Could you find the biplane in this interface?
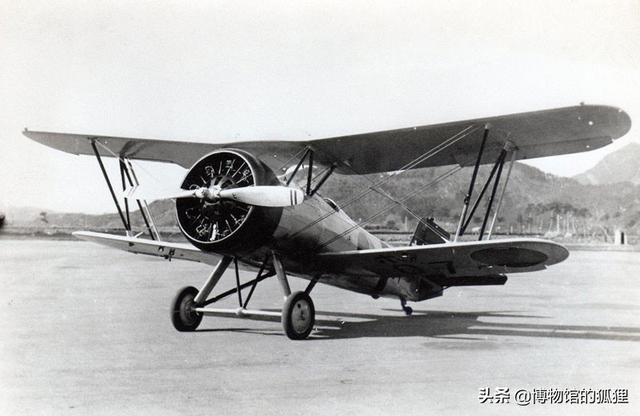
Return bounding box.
[24,104,631,339]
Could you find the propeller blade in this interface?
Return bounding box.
[218,186,304,207]
[124,183,304,207]
[124,185,197,201]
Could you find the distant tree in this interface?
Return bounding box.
[576,207,591,218]
[434,206,451,219]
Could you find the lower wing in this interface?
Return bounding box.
[315,238,569,282]
[73,231,221,266]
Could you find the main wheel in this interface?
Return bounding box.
[171,286,203,332]
[281,291,315,340]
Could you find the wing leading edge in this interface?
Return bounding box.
[24,104,630,174]
[73,231,221,266]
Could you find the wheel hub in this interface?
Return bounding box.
[291,300,312,334]
[179,296,199,325]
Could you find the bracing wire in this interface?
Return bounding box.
[94,141,168,187]
[287,124,480,239]
[316,165,462,249]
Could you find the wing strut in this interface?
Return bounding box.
[454,126,490,241]
[453,130,517,241]
[458,149,506,236]
[121,158,160,240]
[478,149,507,239]
[91,140,131,234]
[487,149,517,239]
[90,140,160,240]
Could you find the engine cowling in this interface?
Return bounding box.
[176,149,283,253]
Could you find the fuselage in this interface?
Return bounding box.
[239,190,433,301]
[174,148,435,301]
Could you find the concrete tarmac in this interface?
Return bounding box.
[1,240,638,415]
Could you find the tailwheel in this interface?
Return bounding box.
[171,286,203,331]
[400,297,413,316]
[282,291,315,340]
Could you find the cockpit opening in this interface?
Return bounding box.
[323,198,340,212]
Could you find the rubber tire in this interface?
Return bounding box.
[171,286,203,332]
[281,291,315,340]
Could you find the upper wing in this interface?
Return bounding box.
[23,130,220,168]
[24,104,630,174]
[309,104,631,173]
[314,238,569,281]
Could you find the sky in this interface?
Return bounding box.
[1,0,639,214]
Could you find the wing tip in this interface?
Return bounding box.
[22,129,82,156]
[581,104,632,140]
[613,107,632,140]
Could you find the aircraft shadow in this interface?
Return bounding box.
[195,309,640,342]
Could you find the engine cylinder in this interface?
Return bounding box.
[175,149,283,254]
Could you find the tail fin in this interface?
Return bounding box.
[410,217,450,245]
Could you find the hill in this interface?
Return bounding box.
[574,143,640,185]
[318,162,640,237]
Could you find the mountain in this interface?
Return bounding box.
[574,143,640,185]
[319,162,640,235]
[2,201,176,230]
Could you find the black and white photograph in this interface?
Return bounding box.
[1,1,638,415]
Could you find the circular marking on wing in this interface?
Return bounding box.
[470,247,548,268]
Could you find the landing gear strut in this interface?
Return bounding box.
[400,297,413,316]
[170,253,317,340]
[170,256,232,332]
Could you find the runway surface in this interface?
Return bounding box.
[1,240,638,415]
